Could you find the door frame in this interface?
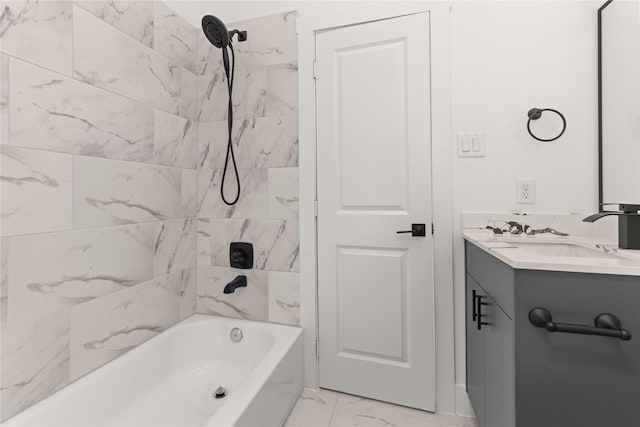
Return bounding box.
[297,1,458,414]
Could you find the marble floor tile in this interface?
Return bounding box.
[74,0,154,48]
[285,388,341,427]
[285,389,478,427]
[0,1,73,76]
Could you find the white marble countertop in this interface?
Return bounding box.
[463,228,640,276]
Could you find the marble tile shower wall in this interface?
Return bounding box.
[0,1,198,420]
[195,11,300,327]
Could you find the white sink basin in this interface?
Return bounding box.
[500,243,617,259]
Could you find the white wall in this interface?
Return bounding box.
[168,0,603,417]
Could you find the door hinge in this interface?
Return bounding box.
[315,338,320,359]
[313,60,317,79]
[314,200,318,217]
[432,223,434,235]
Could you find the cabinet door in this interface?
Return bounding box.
[484,296,515,427]
[515,270,640,427]
[466,274,485,427]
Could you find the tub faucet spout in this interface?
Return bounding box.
[224,275,247,294]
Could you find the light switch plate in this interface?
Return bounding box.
[457,132,485,157]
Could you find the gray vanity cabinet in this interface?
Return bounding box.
[465,241,640,427]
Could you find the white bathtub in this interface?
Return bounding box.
[4,315,304,427]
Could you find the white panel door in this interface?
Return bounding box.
[316,13,435,411]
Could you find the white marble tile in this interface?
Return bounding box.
[197,168,268,218]
[232,66,266,121]
[330,393,478,427]
[1,54,8,145]
[231,11,298,69]
[73,5,181,114]
[180,67,198,121]
[73,156,182,228]
[269,167,299,219]
[0,310,70,421]
[154,218,196,277]
[197,31,223,76]
[1,238,8,329]
[10,58,154,163]
[197,72,228,122]
[197,218,211,265]
[179,267,196,320]
[285,388,340,427]
[0,1,73,76]
[181,168,198,218]
[1,146,72,236]
[196,266,268,321]
[69,273,180,381]
[7,224,155,326]
[268,271,299,326]
[154,1,197,73]
[207,218,299,272]
[205,115,299,170]
[197,120,225,170]
[199,66,267,122]
[154,110,197,168]
[266,63,298,117]
[74,0,154,48]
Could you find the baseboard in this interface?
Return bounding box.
[455,383,475,418]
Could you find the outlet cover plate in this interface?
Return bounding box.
[516,179,535,204]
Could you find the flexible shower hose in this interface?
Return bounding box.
[220,43,241,205]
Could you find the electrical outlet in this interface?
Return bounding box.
[516,179,535,204]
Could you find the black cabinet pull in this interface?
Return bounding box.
[528,307,632,341]
[476,295,490,331]
[472,289,478,322]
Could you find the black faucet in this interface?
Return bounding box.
[583,204,640,249]
[223,275,247,294]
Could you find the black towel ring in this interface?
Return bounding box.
[527,108,566,142]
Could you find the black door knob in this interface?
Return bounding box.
[396,223,426,237]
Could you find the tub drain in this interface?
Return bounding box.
[230,327,243,343]
[214,386,227,399]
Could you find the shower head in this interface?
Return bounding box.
[201,15,248,49]
[202,15,229,48]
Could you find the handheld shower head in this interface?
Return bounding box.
[202,15,229,48]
